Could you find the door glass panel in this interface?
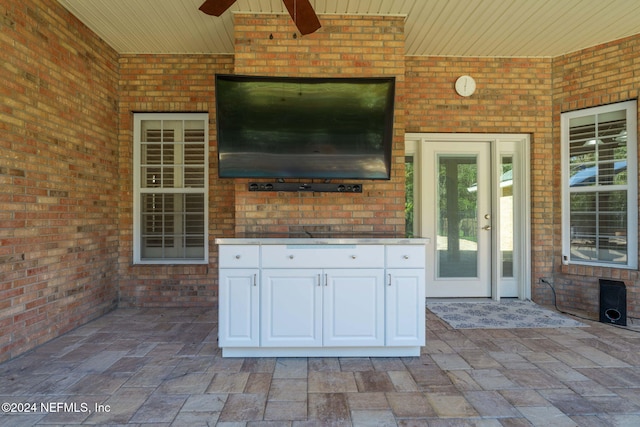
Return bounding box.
[405,156,415,238]
[437,155,478,278]
[500,156,514,278]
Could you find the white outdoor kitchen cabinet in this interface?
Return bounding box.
[217,238,427,357]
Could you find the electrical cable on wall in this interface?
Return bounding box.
[539,277,639,334]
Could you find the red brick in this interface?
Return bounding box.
[232,14,406,237]
[3,0,640,364]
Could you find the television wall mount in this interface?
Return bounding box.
[248,182,363,193]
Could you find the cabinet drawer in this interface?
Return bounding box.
[385,245,425,268]
[261,245,384,268]
[218,245,260,268]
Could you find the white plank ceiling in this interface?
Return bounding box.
[57,0,640,57]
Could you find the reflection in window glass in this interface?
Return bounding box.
[500,156,514,278]
[563,101,636,267]
[405,157,414,238]
[437,155,478,278]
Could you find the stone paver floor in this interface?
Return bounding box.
[1,307,639,426]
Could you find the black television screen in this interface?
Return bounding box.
[215,74,395,180]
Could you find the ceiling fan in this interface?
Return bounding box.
[199,0,322,35]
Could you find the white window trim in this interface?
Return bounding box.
[133,113,209,264]
[561,100,638,269]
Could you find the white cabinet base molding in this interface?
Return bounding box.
[221,346,421,358]
[216,238,428,358]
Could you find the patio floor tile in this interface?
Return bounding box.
[0,306,638,425]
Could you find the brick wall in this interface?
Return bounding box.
[404,56,555,304]
[232,14,407,237]
[3,1,640,364]
[0,0,119,361]
[551,34,640,319]
[117,54,235,307]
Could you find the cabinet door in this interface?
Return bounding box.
[261,269,322,347]
[324,269,385,347]
[219,269,259,347]
[386,269,426,347]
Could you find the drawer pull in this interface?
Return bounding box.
[289,255,295,259]
[235,255,241,259]
[403,255,410,259]
[351,255,357,259]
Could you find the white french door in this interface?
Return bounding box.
[423,142,492,297]
[406,134,531,300]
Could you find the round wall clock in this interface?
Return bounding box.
[455,75,476,97]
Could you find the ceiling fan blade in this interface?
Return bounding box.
[282,0,321,35]
[199,0,238,17]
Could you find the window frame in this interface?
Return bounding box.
[561,100,638,269]
[133,112,209,264]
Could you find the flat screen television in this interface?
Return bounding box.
[215,74,395,180]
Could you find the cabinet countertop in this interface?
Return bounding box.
[215,238,430,245]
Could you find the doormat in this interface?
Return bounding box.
[427,300,587,329]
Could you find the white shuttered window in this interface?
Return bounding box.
[133,113,208,263]
[561,100,637,269]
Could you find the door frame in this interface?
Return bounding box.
[405,133,531,300]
